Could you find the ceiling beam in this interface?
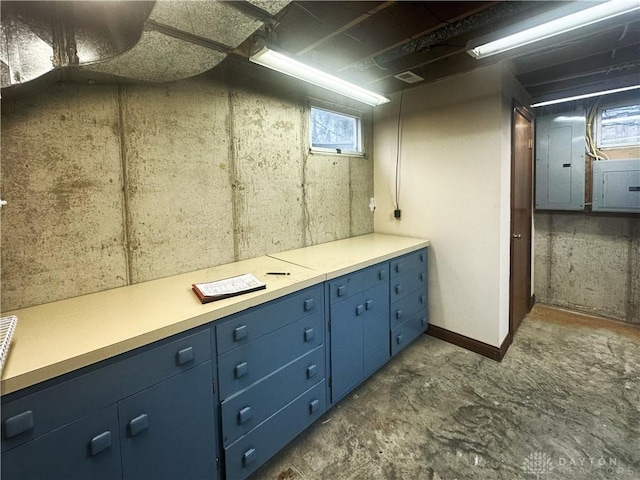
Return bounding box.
[294,1,395,55]
[273,2,389,56]
[512,21,640,75]
[517,44,640,88]
[528,70,640,103]
[336,1,539,76]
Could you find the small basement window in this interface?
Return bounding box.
[310,105,363,155]
[596,101,640,148]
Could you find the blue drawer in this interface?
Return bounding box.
[391,309,428,356]
[216,284,323,355]
[2,329,211,452]
[221,345,324,447]
[390,248,427,278]
[218,311,323,400]
[224,380,326,480]
[390,288,427,328]
[390,268,427,303]
[2,405,121,480]
[329,262,389,304]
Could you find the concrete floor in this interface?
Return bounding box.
[252,305,640,480]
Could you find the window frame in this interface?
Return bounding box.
[308,101,365,157]
[595,99,640,149]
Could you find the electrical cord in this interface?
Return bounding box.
[395,87,406,212]
[586,100,609,161]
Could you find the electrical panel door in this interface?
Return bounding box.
[535,112,586,210]
[592,158,640,213]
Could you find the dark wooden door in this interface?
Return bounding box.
[510,106,533,335]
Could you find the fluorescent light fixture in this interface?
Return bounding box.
[468,0,640,59]
[531,84,640,108]
[249,46,390,107]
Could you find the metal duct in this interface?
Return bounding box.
[1,0,291,92]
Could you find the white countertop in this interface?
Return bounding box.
[1,234,428,395]
[270,233,429,279]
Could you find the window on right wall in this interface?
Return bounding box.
[596,100,640,148]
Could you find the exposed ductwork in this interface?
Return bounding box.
[0,0,291,93]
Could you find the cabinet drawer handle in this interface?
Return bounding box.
[4,410,34,439]
[420,273,425,282]
[309,399,320,414]
[337,285,346,297]
[395,263,402,273]
[355,304,364,316]
[365,299,373,310]
[128,414,149,437]
[243,448,257,466]
[396,309,403,320]
[235,362,249,379]
[420,295,426,305]
[378,270,386,280]
[233,325,248,342]
[238,406,252,425]
[304,328,315,342]
[395,284,402,294]
[304,298,315,312]
[420,252,426,263]
[90,431,112,456]
[396,334,404,345]
[176,346,194,366]
[307,364,317,379]
[421,316,427,327]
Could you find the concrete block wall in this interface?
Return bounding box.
[534,212,640,324]
[1,59,374,311]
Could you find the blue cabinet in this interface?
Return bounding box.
[390,248,429,355]
[118,361,217,480]
[2,405,121,480]
[1,243,429,480]
[224,381,326,480]
[215,284,326,480]
[1,329,219,480]
[328,262,390,403]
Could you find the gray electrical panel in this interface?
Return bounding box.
[592,158,640,213]
[535,111,586,210]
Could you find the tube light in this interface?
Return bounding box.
[249,46,390,107]
[531,84,640,108]
[468,0,640,59]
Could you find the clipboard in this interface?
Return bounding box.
[192,273,266,304]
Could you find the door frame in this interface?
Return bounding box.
[509,101,534,338]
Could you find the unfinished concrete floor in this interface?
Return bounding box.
[252,305,640,480]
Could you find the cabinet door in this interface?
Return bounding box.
[363,282,390,377]
[330,294,364,402]
[118,361,217,480]
[2,405,121,480]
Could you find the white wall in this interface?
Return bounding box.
[373,63,526,348]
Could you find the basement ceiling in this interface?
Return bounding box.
[241,0,640,104]
[1,1,639,104]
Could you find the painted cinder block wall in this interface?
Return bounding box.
[0,58,374,311]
